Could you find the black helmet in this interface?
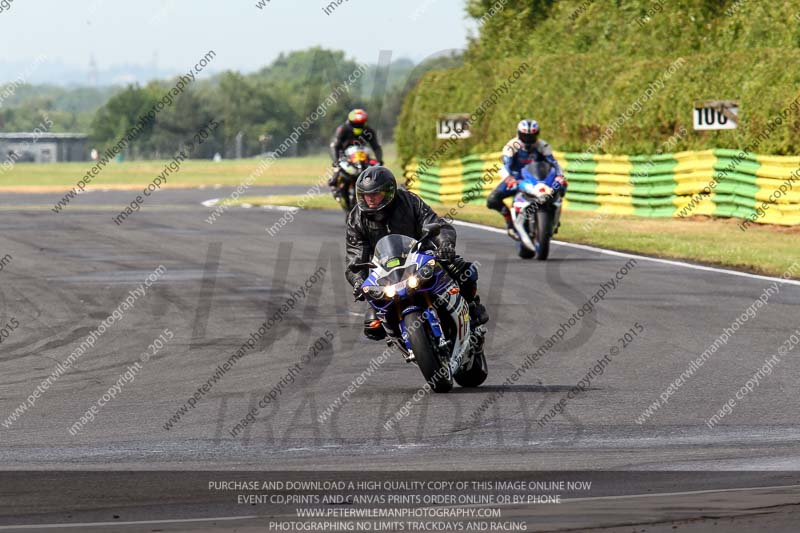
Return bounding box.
[517,119,540,147]
[355,166,397,214]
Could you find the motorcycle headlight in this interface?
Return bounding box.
[383,284,397,298]
[407,275,419,289]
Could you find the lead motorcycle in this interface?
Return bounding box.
[359,224,488,393]
[333,145,378,213]
[510,162,564,260]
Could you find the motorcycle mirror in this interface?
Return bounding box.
[353,261,376,270]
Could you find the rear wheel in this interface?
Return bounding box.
[404,311,452,393]
[454,337,488,388]
[535,208,553,260]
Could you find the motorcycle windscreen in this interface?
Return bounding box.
[521,161,556,186]
[372,234,417,272]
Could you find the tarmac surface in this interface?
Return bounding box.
[0,186,798,530]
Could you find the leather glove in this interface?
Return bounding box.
[352,278,366,301]
[555,175,568,188]
[438,242,456,262]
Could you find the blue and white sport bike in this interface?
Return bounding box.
[359,224,487,393]
[511,162,564,260]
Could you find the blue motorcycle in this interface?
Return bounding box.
[359,224,487,393]
[510,162,563,260]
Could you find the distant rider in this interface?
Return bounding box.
[328,108,383,190]
[345,166,489,341]
[486,119,567,239]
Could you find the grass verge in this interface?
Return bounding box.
[225,194,800,278]
[0,156,334,192]
[0,145,402,192]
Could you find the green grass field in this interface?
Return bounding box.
[226,194,799,278]
[0,156,334,190]
[0,145,402,191]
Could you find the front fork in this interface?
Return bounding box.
[512,204,537,252]
[396,293,448,363]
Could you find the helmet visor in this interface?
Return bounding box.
[356,182,395,213]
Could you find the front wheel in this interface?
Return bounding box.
[404,311,452,393]
[535,208,553,261]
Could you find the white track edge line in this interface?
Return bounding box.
[451,219,800,286]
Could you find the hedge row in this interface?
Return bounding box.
[396,49,800,165]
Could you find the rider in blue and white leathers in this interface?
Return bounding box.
[486,119,567,239]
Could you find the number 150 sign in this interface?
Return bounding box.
[437,115,471,139]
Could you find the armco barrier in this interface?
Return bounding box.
[404,149,800,226]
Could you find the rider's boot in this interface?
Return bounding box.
[553,192,563,234]
[444,258,490,328]
[363,307,386,341]
[468,294,490,327]
[471,324,486,361]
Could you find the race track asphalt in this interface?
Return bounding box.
[0,186,798,530]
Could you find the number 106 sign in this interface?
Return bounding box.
[693,101,738,130]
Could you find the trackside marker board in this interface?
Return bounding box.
[694,100,739,130]
[437,114,471,139]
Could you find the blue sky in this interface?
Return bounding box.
[0,0,477,84]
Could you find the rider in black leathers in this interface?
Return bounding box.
[328,108,383,191]
[345,166,489,340]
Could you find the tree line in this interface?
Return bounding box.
[0,47,462,160]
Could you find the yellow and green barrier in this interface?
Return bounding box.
[404,149,800,226]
